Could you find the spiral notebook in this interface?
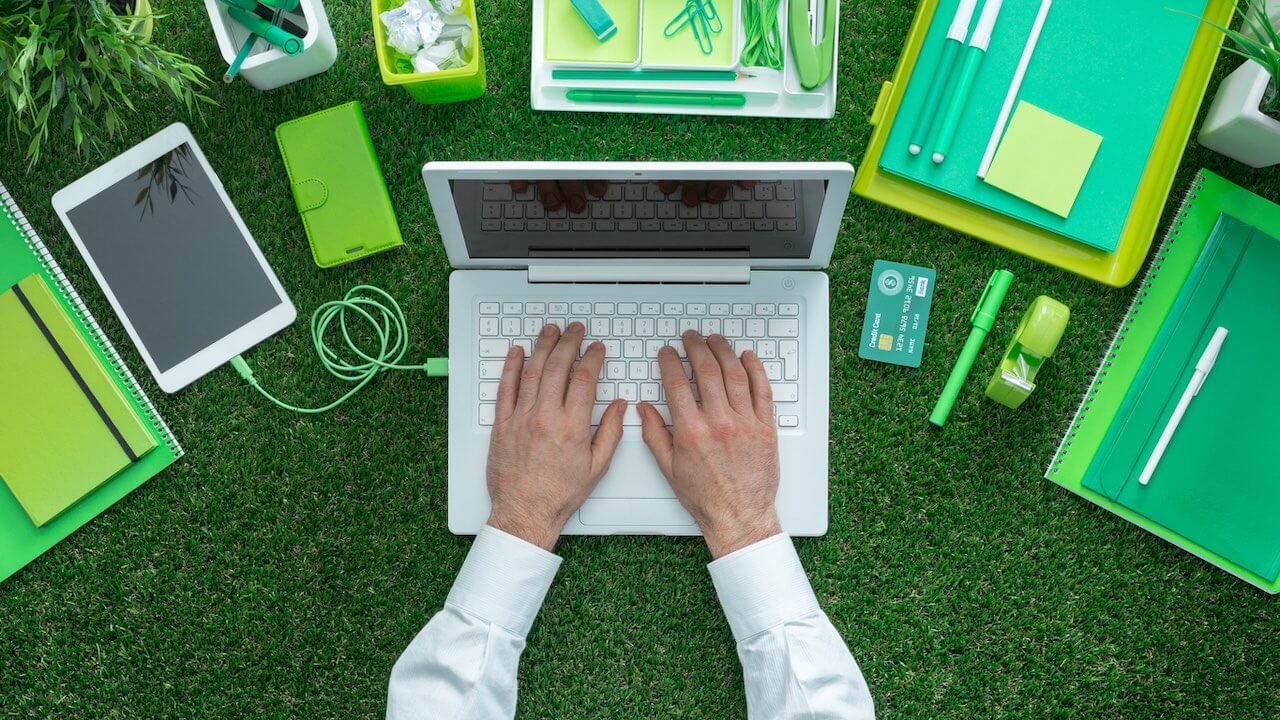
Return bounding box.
[0,179,183,583]
[1047,171,1280,593]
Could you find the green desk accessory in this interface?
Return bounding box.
[545,0,641,65]
[642,0,737,68]
[0,275,157,527]
[551,68,750,81]
[565,88,746,106]
[740,0,783,69]
[928,0,1003,163]
[665,0,723,55]
[0,179,182,583]
[788,0,837,89]
[220,0,305,82]
[1049,171,1280,592]
[872,0,1224,257]
[275,102,404,268]
[570,0,620,41]
[908,0,977,154]
[984,295,1069,409]
[929,268,1013,427]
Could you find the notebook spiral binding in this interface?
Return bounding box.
[0,182,184,460]
[1046,171,1207,477]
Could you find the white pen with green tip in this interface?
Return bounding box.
[908,0,980,156]
[930,0,1004,165]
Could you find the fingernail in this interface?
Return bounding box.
[541,324,558,337]
[508,345,521,358]
[568,321,585,333]
[709,333,725,343]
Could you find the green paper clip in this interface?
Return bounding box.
[985,296,1071,409]
[665,0,722,55]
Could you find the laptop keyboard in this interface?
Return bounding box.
[479,180,800,234]
[474,300,802,429]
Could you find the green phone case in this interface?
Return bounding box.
[275,102,404,268]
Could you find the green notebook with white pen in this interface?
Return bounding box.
[0,179,182,583]
[1048,171,1280,592]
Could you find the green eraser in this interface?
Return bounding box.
[569,0,618,41]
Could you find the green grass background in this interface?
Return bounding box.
[3,1,1279,717]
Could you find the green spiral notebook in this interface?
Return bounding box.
[1047,171,1280,592]
[0,179,183,583]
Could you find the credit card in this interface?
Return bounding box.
[858,260,936,368]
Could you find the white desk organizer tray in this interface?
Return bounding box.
[531,0,838,119]
[204,0,338,91]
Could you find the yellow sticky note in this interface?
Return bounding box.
[983,102,1103,219]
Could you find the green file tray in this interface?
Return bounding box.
[852,0,1234,287]
[372,0,486,105]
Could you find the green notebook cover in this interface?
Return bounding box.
[0,179,182,582]
[1048,171,1280,592]
[0,274,156,526]
[879,0,1207,252]
[275,102,404,269]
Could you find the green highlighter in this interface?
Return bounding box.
[565,88,746,106]
[929,268,1014,427]
[929,0,1005,164]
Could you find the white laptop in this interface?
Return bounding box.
[425,161,855,536]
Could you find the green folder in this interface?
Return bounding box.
[879,0,1208,252]
[0,274,156,526]
[0,179,182,583]
[1048,171,1280,592]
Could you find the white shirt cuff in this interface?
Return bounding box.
[446,525,562,638]
[707,533,820,642]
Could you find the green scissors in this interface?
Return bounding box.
[665,0,723,55]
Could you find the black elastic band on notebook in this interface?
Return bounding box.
[11,283,138,463]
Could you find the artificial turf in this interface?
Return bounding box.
[2,1,1279,718]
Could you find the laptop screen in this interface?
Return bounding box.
[449,178,828,259]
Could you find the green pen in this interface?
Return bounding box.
[929,0,1004,164]
[565,89,747,107]
[552,69,752,82]
[908,0,979,155]
[929,268,1014,427]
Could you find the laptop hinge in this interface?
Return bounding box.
[527,263,751,284]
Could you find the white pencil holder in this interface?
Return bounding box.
[204,0,338,91]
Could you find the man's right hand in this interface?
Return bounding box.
[637,330,783,559]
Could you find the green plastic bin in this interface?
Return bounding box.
[372,0,486,104]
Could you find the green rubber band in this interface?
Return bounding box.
[741,0,783,70]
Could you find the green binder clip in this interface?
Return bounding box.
[985,295,1070,409]
[788,0,837,89]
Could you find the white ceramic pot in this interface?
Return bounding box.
[1198,60,1280,168]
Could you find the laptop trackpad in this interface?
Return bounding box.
[579,499,695,527]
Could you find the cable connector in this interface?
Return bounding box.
[230,354,256,384]
[425,357,449,377]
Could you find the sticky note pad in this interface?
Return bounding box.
[983,102,1103,219]
[545,0,639,64]
[858,261,936,368]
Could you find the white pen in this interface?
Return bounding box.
[1138,326,1229,486]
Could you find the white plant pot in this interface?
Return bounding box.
[1198,60,1280,168]
[203,0,337,91]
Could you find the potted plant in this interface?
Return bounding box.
[0,0,213,170]
[1197,0,1280,168]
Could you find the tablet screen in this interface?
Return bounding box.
[63,143,284,373]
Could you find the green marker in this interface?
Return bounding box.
[227,5,304,55]
[552,69,752,82]
[929,0,1004,164]
[565,89,746,107]
[908,0,979,155]
[929,268,1014,427]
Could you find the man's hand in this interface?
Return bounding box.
[637,331,783,559]
[657,180,758,207]
[487,322,626,551]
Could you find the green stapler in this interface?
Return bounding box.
[985,296,1070,409]
[788,0,836,90]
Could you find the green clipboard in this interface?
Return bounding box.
[1048,171,1280,593]
[854,0,1235,286]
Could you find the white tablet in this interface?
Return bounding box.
[52,123,296,393]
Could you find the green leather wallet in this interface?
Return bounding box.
[275,101,404,268]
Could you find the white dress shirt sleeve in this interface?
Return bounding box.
[386,525,561,720]
[709,534,876,720]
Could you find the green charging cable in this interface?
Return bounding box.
[231,285,447,414]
